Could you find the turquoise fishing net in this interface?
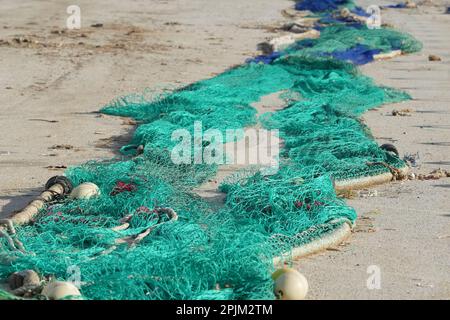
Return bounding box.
[286,25,422,56]
[0,1,421,300]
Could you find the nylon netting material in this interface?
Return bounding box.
[0,1,421,300]
[295,0,350,12]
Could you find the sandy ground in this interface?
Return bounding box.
[1,0,449,299]
[0,0,291,213]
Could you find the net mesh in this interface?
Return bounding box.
[0,0,421,300]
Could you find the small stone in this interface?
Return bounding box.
[428,54,441,61]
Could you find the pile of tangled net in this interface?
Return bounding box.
[0,0,421,300]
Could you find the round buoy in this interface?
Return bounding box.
[380,143,399,157]
[272,268,308,300]
[45,175,73,195]
[340,8,351,18]
[8,270,40,290]
[41,281,82,300]
[69,182,100,200]
[405,1,417,9]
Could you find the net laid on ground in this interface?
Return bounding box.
[286,25,422,64]
[0,0,421,300]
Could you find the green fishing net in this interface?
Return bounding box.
[286,24,422,56]
[0,1,421,300]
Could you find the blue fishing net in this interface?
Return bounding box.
[328,44,381,65]
[246,52,282,64]
[351,6,371,17]
[384,3,408,9]
[317,14,366,28]
[295,0,350,12]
